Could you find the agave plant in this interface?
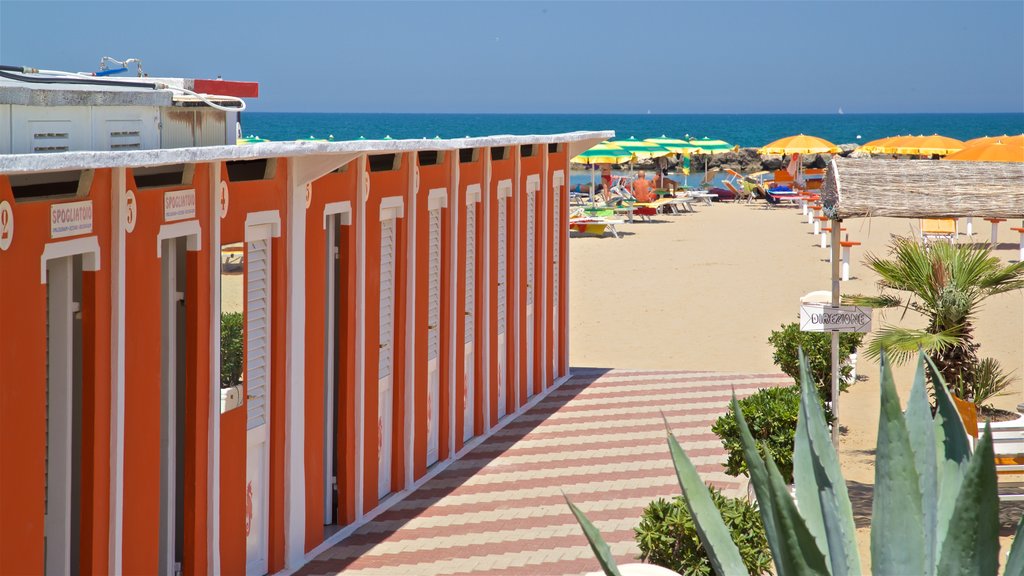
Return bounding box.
[567,350,1024,575]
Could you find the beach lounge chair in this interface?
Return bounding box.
[721,181,748,202]
[920,218,957,245]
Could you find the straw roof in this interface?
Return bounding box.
[821,158,1024,219]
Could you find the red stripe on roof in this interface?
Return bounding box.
[192,79,259,98]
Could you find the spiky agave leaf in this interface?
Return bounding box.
[762,451,831,574]
[925,354,973,555]
[732,394,786,573]
[871,350,926,575]
[664,417,749,575]
[792,349,861,576]
[935,423,1000,576]
[565,494,621,576]
[905,355,938,575]
[1005,515,1024,576]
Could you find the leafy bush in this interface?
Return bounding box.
[768,322,864,403]
[712,386,831,485]
[950,357,1015,409]
[220,311,244,388]
[635,486,771,575]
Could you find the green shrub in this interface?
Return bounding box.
[712,386,831,485]
[220,311,244,388]
[635,486,771,576]
[768,322,864,403]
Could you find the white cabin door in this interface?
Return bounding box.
[463,204,476,442]
[323,215,341,525]
[426,208,442,466]
[45,255,83,576]
[551,185,560,379]
[245,235,271,576]
[525,188,536,398]
[160,238,187,576]
[496,196,507,419]
[377,217,397,499]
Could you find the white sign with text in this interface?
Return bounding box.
[164,189,197,222]
[800,303,872,333]
[51,200,93,239]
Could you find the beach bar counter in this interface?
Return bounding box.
[0,84,610,574]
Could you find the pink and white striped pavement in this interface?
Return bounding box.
[296,368,791,576]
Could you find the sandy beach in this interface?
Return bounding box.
[568,199,1024,569]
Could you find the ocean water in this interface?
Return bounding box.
[241,112,1024,148]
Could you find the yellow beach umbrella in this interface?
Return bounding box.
[858,135,901,155]
[759,134,840,155]
[964,134,1024,148]
[571,142,633,204]
[943,140,1024,163]
[906,134,965,156]
[879,134,926,155]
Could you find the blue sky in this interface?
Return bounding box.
[1,1,1022,114]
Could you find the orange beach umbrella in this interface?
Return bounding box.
[759,134,840,155]
[905,134,965,156]
[943,140,1024,163]
[964,134,1024,147]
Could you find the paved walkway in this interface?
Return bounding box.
[297,368,790,576]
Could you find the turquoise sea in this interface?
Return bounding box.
[241,112,1023,148]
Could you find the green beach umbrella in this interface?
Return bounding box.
[237,135,269,145]
[571,142,633,204]
[608,136,671,160]
[688,136,735,177]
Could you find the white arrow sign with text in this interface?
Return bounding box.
[800,303,873,333]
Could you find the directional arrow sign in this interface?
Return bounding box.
[800,303,872,333]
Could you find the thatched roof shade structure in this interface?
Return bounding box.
[821,158,1024,219]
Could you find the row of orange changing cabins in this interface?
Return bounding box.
[0,131,610,575]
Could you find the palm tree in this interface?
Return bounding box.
[846,236,1024,396]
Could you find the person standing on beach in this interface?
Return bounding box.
[601,165,613,191]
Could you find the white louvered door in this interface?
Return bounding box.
[525,188,536,398]
[426,208,441,466]
[378,218,396,498]
[552,185,560,379]
[463,204,476,442]
[245,235,271,576]
[496,197,507,419]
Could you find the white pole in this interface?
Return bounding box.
[831,219,842,446]
[589,164,595,206]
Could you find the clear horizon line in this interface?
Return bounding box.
[244,110,1024,116]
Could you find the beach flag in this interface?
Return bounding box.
[682,156,691,175]
[787,153,801,178]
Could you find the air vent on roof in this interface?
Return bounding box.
[108,130,142,150]
[32,131,71,153]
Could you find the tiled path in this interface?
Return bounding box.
[296,368,790,576]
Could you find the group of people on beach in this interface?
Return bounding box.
[598,166,667,203]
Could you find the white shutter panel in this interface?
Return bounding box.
[427,208,441,361]
[496,198,507,334]
[526,189,535,307]
[378,218,396,377]
[246,239,270,431]
[464,206,476,343]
